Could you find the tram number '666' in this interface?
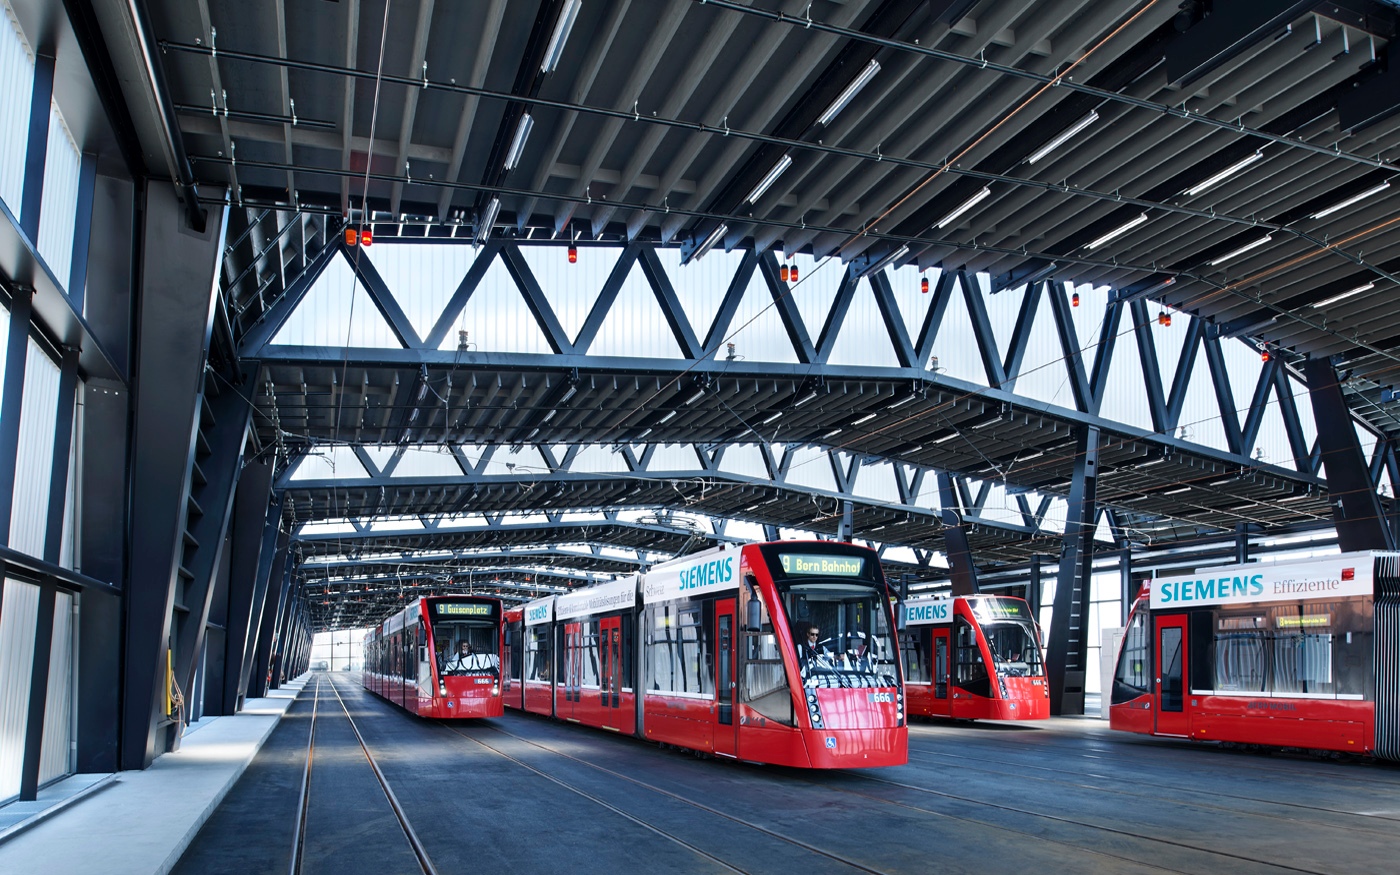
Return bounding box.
[868,692,893,703]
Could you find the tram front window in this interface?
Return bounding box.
[983,621,1044,677]
[780,583,899,689]
[435,621,500,676]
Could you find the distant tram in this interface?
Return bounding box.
[503,541,907,768]
[363,595,504,719]
[898,595,1049,721]
[1109,552,1400,759]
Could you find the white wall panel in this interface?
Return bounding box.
[725,269,800,364]
[37,102,80,286]
[525,245,621,344]
[449,257,554,354]
[1013,283,1076,408]
[38,589,73,784]
[10,338,61,556]
[827,276,901,368]
[0,577,40,801]
[0,4,33,215]
[786,259,839,348]
[589,261,683,358]
[657,247,746,346]
[273,255,400,348]
[1100,327,1154,430]
[927,276,988,387]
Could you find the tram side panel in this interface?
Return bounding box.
[521,596,556,717]
[1109,553,1387,757]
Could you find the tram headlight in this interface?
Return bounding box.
[806,690,824,729]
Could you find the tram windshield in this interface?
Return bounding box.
[778,581,899,689]
[982,621,1044,678]
[433,618,500,677]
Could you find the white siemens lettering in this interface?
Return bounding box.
[904,598,952,625]
[1150,552,1376,610]
[524,598,554,625]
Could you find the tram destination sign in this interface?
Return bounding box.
[778,554,866,577]
[435,602,495,618]
[1150,552,1377,610]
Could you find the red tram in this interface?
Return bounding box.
[899,595,1049,721]
[503,540,907,768]
[1109,551,1400,759]
[363,595,504,718]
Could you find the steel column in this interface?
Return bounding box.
[250,550,291,697]
[43,347,80,563]
[1047,425,1100,716]
[239,524,288,703]
[220,465,275,713]
[121,183,227,769]
[0,285,35,542]
[1305,357,1393,551]
[936,472,979,595]
[18,583,56,801]
[20,54,55,237]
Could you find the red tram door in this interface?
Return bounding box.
[715,601,737,758]
[933,629,950,709]
[600,616,623,731]
[1155,614,1189,737]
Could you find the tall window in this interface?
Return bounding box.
[0,4,34,214]
[38,101,81,287]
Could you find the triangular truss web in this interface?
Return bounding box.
[524,245,622,343]
[1064,281,1111,376]
[1039,498,1068,534]
[1094,510,1116,543]
[655,247,744,349]
[1252,383,1296,468]
[569,444,629,474]
[976,481,1021,527]
[290,446,372,481]
[1219,338,1265,423]
[647,443,706,470]
[1101,321,1154,431]
[1179,347,1231,451]
[828,276,902,368]
[480,445,551,476]
[887,264,941,351]
[723,259,801,364]
[366,244,478,341]
[981,280,1027,370]
[851,460,899,503]
[391,447,468,477]
[928,274,988,386]
[1289,375,1319,455]
[782,445,838,492]
[449,253,555,354]
[907,473,941,512]
[273,252,401,348]
[1151,306,1191,393]
[716,444,768,479]
[786,254,841,348]
[1012,281,1075,406]
[589,258,685,358]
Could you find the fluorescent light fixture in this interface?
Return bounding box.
[823,428,843,439]
[541,0,582,73]
[794,390,819,407]
[1163,486,1191,495]
[693,223,728,260]
[746,154,792,203]
[479,197,501,236]
[683,390,705,405]
[1026,111,1099,165]
[1140,457,1167,467]
[1087,213,1148,249]
[504,113,534,170]
[1185,151,1262,196]
[542,409,556,422]
[658,410,677,424]
[886,394,917,409]
[817,59,881,127]
[935,187,991,229]
[933,431,960,444]
[852,412,878,425]
[1312,282,1373,308]
[761,412,782,424]
[636,428,652,440]
[558,386,577,404]
[1308,182,1390,219]
[1208,234,1272,266]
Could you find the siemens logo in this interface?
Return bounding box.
[907,603,949,622]
[678,557,733,590]
[1158,574,1263,604]
[526,605,550,622]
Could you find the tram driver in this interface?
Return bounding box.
[444,641,500,675]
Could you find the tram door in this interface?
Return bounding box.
[562,622,581,719]
[600,616,623,730]
[933,628,950,714]
[1155,614,1189,736]
[715,600,737,758]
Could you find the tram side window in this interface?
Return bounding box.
[578,621,600,688]
[1111,608,1151,704]
[740,592,793,726]
[646,602,714,696]
[527,626,552,682]
[954,618,991,698]
[899,628,931,684]
[1211,600,1372,699]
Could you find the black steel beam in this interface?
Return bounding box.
[1047,426,1100,716]
[43,348,80,563]
[220,466,274,714]
[0,286,33,542]
[1166,1,1316,86]
[1306,357,1394,550]
[937,472,979,595]
[18,584,56,801]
